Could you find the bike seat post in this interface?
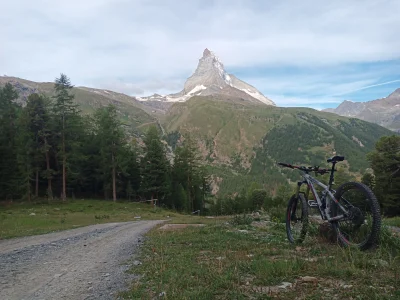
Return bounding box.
[328,162,336,188]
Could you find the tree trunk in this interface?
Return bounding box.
[27,180,31,203]
[112,153,116,202]
[44,139,53,201]
[61,125,66,201]
[35,169,39,198]
[61,111,67,202]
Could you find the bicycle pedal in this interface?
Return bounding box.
[308,200,318,207]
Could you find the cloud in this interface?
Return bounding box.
[329,79,400,96]
[1,0,399,100]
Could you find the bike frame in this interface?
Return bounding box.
[295,171,349,222]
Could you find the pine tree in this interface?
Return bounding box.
[141,126,170,205]
[16,109,35,201]
[171,136,208,212]
[52,74,81,201]
[0,83,20,200]
[94,105,126,201]
[367,135,400,216]
[24,94,54,199]
[119,142,141,201]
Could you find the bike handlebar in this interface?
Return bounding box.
[277,162,329,175]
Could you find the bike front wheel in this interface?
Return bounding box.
[286,193,309,244]
[330,182,381,251]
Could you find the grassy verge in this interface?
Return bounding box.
[121,215,400,299]
[0,199,188,239]
[384,217,400,228]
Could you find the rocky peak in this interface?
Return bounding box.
[203,48,212,57]
[137,49,275,106]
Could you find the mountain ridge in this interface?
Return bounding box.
[323,88,400,132]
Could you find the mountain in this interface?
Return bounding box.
[1,51,397,196]
[0,76,157,135]
[163,96,394,189]
[136,49,275,106]
[323,89,400,132]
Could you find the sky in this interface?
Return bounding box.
[1,0,400,109]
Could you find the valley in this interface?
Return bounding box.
[1,49,398,197]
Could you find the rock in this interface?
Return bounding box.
[278,282,292,289]
[342,285,353,289]
[300,276,318,283]
[102,273,110,277]
[29,213,36,216]
[133,260,142,266]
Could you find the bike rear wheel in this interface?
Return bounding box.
[331,182,381,250]
[286,194,309,244]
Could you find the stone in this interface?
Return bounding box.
[133,260,142,266]
[278,282,292,289]
[300,276,318,283]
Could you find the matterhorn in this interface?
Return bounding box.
[136,49,275,106]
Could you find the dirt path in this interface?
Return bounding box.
[0,221,164,300]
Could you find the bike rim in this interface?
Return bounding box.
[288,198,305,242]
[333,187,376,247]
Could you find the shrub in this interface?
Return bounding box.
[230,214,253,226]
[250,189,268,210]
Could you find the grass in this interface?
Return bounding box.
[384,217,400,228]
[120,214,400,300]
[0,199,195,239]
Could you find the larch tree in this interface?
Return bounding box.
[52,73,80,201]
[367,135,400,216]
[141,126,170,205]
[94,105,126,201]
[0,83,20,200]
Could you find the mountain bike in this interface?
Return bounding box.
[278,155,381,250]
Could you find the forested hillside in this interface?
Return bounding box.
[0,76,207,214]
[163,97,395,195]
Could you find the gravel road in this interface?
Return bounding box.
[0,221,164,300]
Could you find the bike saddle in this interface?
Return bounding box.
[327,155,345,163]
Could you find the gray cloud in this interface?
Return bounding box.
[1,0,399,99]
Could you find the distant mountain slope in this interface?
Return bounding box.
[163,96,396,194]
[136,49,275,106]
[323,88,400,132]
[0,76,157,135]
